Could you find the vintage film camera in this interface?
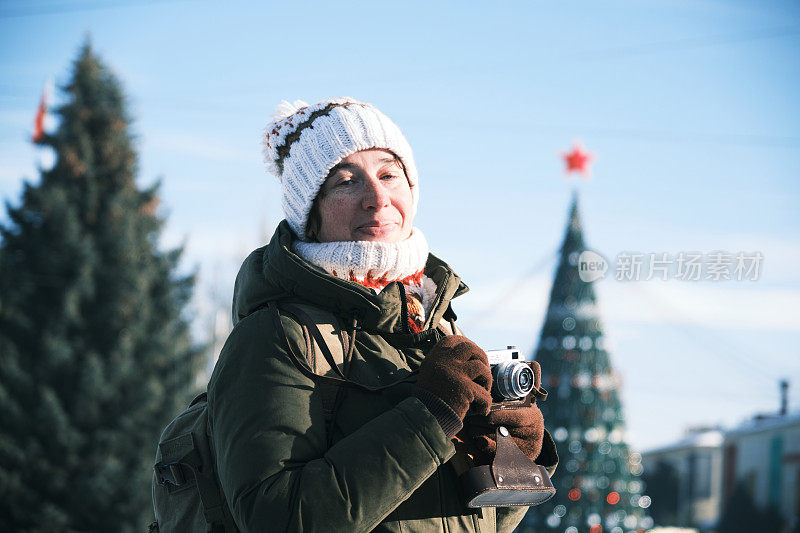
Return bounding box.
[488,346,536,405]
[457,347,556,508]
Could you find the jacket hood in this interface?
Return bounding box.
[231,221,469,334]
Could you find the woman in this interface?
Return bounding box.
[208,97,555,532]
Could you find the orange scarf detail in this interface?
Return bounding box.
[343,270,424,290]
[406,293,425,333]
[342,270,427,333]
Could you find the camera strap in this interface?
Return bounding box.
[527,361,548,402]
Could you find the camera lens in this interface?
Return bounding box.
[518,369,531,388]
[492,361,535,400]
[514,365,534,397]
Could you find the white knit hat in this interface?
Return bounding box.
[263,97,419,240]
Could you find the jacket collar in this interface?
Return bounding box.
[232,221,468,334]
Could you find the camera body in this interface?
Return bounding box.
[457,346,556,508]
[485,346,536,411]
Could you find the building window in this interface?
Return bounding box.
[691,452,712,499]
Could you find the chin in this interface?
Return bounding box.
[359,234,404,243]
[353,224,409,243]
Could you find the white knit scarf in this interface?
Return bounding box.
[292,228,438,317]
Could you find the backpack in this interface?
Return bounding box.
[149,302,351,533]
[150,302,447,532]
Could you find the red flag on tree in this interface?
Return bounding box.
[32,80,52,143]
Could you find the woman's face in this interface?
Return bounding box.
[312,149,414,243]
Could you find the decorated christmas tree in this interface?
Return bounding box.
[0,42,201,530]
[519,193,652,533]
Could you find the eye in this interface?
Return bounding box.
[380,173,400,181]
[332,174,355,188]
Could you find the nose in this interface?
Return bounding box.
[361,176,390,210]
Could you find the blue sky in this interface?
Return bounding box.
[1,0,798,450]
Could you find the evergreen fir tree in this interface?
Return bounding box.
[0,42,201,531]
[519,193,652,533]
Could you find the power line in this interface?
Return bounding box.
[460,248,558,332]
[523,123,800,149]
[574,25,800,61]
[384,25,800,86]
[433,117,800,149]
[627,281,781,385]
[1,84,795,149]
[0,0,195,19]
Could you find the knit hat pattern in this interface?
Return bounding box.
[263,97,419,240]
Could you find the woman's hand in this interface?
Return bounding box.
[458,403,545,466]
[413,335,493,438]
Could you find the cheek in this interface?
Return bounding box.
[318,196,357,238]
[396,187,414,221]
[320,197,353,222]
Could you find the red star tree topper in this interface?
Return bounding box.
[562,141,593,179]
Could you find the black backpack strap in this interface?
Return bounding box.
[194,472,232,531]
[280,302,348,381]
[278,302,354,446]
[189,392,207,407]
[268,302,417,393]
[189,430,236,532]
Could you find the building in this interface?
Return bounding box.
[641,428,724,530]
[722,412,800,531]
[642,411,800,532]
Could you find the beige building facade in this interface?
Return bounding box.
[643,412,800,532]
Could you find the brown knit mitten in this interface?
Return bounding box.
[458,403,545,465]
[413,335,492,438]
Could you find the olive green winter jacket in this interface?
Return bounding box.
[207,221,532,532]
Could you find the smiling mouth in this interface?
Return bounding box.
[359,221,396,228]
[356,221,400,235]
